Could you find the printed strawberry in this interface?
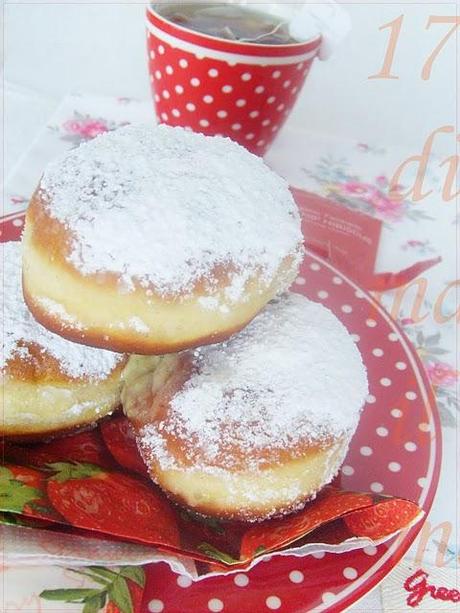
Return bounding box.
[100,415,149,477]
[240,488,373,560]
[46,462,180,546]
[0,464,59,521]
[344,498,423,539]
[40,566,145,613]
[6,430,116,469]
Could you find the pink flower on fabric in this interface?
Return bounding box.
[338,180,404,221]
[371,194,404,221]
[340,181,376,198]
[426,362,458,387]
[62,118,109,139]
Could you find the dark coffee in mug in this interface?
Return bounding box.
[155,3,300,45]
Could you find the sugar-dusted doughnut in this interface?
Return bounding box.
[1,242,126,439]
[22,125,303,354]
[123,292,368,521]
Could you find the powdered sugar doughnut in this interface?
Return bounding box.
[22,124,303,354]
[123,292,369,521]
[1,242,126,439]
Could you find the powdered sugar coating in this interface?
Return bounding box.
[1,242,123,380]
[39,124,303,296]
[140,292,369,472]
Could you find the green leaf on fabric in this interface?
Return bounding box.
[120,566,146,588]
[39,588,101,602]
[197,542,239,564]
[46,462,103,482]
[82,592,107,613]
[425,332,441,346]
[86,566,119,581]
[0,471,41,513]
[426,347,449,355]
[108,576,133,613]
[68,568,111,586]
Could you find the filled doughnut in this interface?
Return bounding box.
[123,292,369,521]
[22,124,303,355]
[1,241,126,439]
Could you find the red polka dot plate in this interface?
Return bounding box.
[1,214,441,613]
[140,250,441,612]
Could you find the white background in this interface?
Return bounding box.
[4,2,457,164]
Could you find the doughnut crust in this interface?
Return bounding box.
[1,242,127,439]
[123,293,369,521]
[22,125,303,355]
[2,350,126,439]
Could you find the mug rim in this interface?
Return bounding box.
[146,3,322,56]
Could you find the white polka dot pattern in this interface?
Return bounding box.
[177,575,192,588]
[146,11,323,155]
[289,570,304,583]
[266,595,282,610]
[234,573,249,587]
[208,598,224,612]
[364,545,378,556]
[343,567,358,580]
[321,592,336,604]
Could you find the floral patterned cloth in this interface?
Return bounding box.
[2,92,458,611]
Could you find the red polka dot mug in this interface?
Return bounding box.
[146,4,322,156]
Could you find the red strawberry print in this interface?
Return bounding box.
[6,429,116,469]
[46,462,180,547]
[0,464,60,521]
[100,415,149,477]
[344,498,422,539]
[240,488,373,560]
